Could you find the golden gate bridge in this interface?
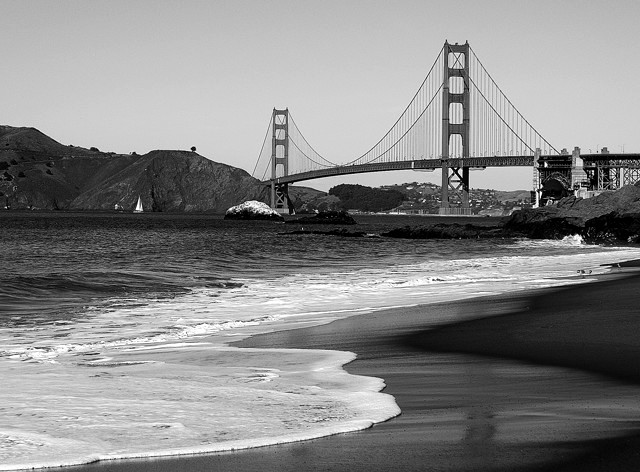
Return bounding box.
[252,41,640,214]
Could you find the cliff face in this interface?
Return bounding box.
[0,126,268,212]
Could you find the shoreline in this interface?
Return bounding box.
[61,267,640,472]
[405,269,640,385]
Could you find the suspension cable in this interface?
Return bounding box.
[363,83,444,165]
[288,112,338,167]
[288,136,338,169]
[252,115,273,180]
[469,46,559,154]
[343,43,446,166]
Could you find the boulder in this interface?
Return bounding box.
[224,200,284,221]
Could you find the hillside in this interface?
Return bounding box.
[288,185,340,213]
[329,184,405,212]
[379,182,533,215]
[287,183,534,215]
[0,126,267,212]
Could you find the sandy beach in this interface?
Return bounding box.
[63,269,640,472]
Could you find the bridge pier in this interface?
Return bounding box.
[270,181,292,214]
[270,108,292,214]
[439,41,471,216]
[440,162,470,215]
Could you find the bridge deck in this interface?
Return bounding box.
[581,153,640,166]
[266,155,535,185]
[264,153,640,185]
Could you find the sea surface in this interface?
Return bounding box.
[2,211,640,470]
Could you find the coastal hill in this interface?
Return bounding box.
[0,126,267,212]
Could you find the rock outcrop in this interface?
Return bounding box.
[583,212,640,244]
[504,184,640,242]
[286,210,356,225]
[283,228,370,237]
[382,223,505,239]
[383,185,640,244]
[224,200,284,221]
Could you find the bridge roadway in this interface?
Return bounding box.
[264,153,640,186]
[266,155,535,185]
[582,153,640,166]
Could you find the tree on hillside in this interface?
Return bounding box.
[329,184,405,212]
[191,146,196,152]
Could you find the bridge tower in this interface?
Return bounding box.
[270,108,292,214]
[440,41,471,215]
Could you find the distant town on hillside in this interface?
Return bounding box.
[289,182,532,216]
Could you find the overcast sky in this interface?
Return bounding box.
[2,0,639,191]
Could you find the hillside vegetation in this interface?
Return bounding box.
[329,184,405,212]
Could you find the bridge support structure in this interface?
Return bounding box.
[535,148,573,205]
[532,148,541,207]
[582,147,640,191]
[270,108,292,214]
[439,41,471,216]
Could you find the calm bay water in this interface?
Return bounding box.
[1,211,640,470]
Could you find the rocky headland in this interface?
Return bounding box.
[0,125,267,212]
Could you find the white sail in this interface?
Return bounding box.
[133,196,143,213]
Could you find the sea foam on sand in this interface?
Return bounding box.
[0,342,399,470]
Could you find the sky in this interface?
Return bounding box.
[2,0,639,192]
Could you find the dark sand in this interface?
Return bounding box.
[66,270,640,472]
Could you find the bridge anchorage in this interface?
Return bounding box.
[253,41,640,214]
[535,147,640,205]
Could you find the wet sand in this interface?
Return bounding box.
[66,270,640,472]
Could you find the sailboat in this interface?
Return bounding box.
[133,196,143,213]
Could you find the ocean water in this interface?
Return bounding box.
[1,212,640,470]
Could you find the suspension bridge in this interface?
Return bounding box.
[252,41,640,214]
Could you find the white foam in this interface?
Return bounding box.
[0,316,282,363]
[0,346,399,471]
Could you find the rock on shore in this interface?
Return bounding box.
[382,223,505,239]
[286,210,357,225]
[224,201,284,221]
[505,184,640,243]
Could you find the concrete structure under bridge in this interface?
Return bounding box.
[252,41,640,214]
